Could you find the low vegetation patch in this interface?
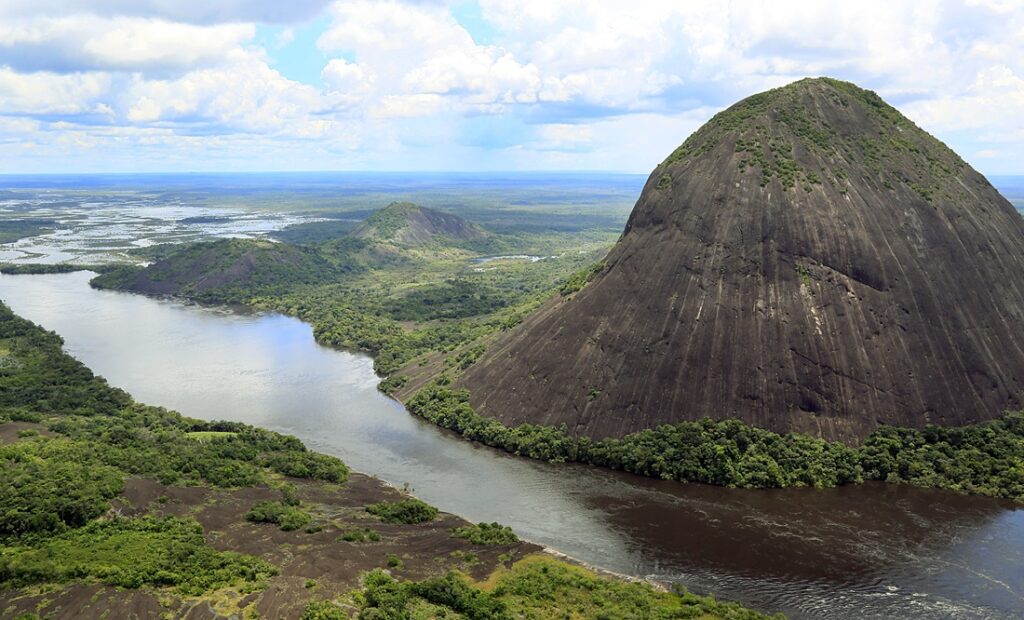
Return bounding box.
[378,374,408,395]
[302,600,347,620]
[0,516,276,595]
[0,220,56,245]
[559,261,605,296]
[366,498,438,524]
[245,501,313,532]
[355,555,780,620]
[261,450,349,483]
[339,528,382,543]
[452,522,519,546]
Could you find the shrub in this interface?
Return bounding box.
[410,572,507,619]
[245,501,312,532]
[359,570,410,619]
[280,483,300,506]
[378,374,409,395]
[558,261,605,296]
[340,528,381,543]
[452,522,519,546]
[301,600,346,620]
[262,451,349,483]
[366,499,438,524]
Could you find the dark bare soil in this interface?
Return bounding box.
[0,421,55,443]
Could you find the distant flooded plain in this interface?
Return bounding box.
[2,271,1022,620]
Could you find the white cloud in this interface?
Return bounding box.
[0,16,254,73]
[121,53,325,134]
[0,1,332,24]
[0,0,1021,173]
[0,67,112,114]
[317,0,542,116]
[321,59,367,93]
[903,66,1024,134]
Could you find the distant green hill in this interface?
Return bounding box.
[89,204,497,303]
[352,202,488,249]
[91,238,354,303]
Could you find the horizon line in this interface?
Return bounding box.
[0,169,1021,178]
[0,169,1019,179]
[0,169,655,177]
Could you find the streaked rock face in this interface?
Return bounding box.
[457,78,1024,443]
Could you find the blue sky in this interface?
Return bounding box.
[0,0,1021,175]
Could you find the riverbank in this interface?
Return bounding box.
[0,297,777,619]
[4,271,1023,619]
[78,245,1024,507]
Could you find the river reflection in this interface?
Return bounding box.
[1,271,1021,619]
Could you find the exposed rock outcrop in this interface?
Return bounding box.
[455,78,1024,443]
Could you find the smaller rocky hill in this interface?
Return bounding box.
[352,202,487,248]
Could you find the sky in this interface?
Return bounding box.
[0,0,1022,175]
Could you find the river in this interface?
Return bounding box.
[1,271,1021,619]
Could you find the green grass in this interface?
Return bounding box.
[492,555,777,619]
[186,431,238,441]
[339,528,382,543]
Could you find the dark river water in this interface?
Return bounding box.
[2,271,1022,619]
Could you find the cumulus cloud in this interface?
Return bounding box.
[317,0,542,115]
[905,65,1024,133]
[121,53,326,135]
[0,16,254,73]
[0,67,112,115]
[0,0,1021,173]
[0,1,332,25]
